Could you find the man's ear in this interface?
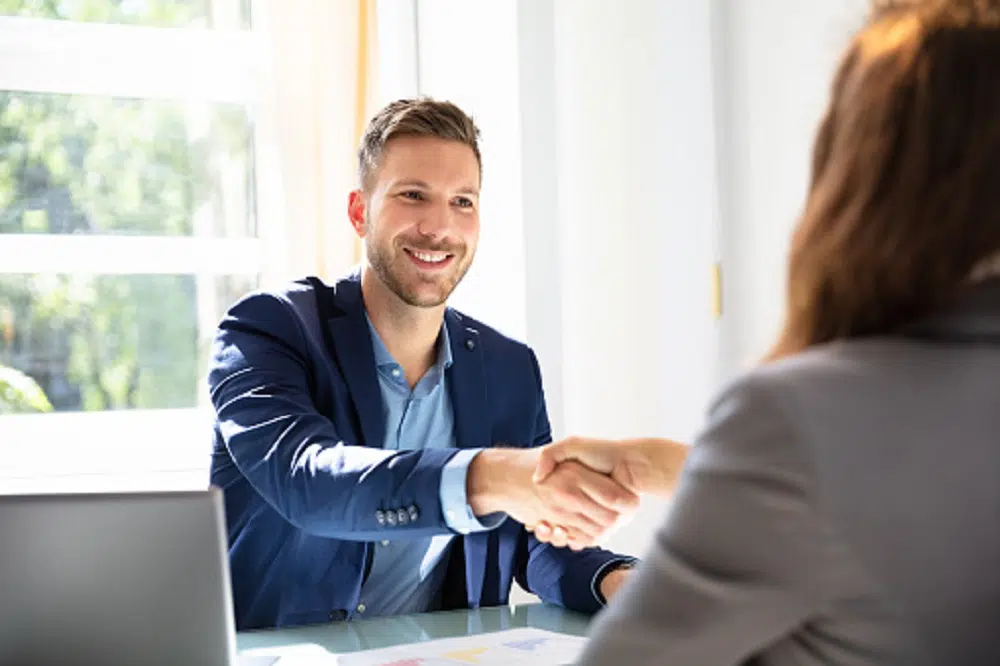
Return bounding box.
[347,190,367,237]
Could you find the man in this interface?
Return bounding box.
[208,98,638,630]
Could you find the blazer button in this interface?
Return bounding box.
[397,508,409,525]
[386,511,398,527]
[465,338,476,351]
[375,510,386,526]
[408,505,419,522]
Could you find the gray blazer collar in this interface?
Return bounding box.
[903,278,1000,343]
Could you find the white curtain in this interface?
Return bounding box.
[255,0,377,288]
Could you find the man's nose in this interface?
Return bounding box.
[416,203,454,239]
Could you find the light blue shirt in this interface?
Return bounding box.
[358,317,504,617]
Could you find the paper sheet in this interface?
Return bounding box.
[334,627,586,666]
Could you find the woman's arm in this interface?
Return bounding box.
[572,375,834,665]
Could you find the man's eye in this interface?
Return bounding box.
[401,191,424,201]
[454,197,474,208]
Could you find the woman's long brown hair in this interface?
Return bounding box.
[768,0,1000,360]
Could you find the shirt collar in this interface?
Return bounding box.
[365,314,453,372]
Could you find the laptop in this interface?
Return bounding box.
[0,489,238,666]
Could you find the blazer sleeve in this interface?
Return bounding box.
[514,351,636,615]
[208,291,458,541]
[576,374,839,665]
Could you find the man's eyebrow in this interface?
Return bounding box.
[391,179,431,189]
[391,179,479,196]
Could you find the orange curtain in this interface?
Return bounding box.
[257,0,378,287]
[352,0,377,265]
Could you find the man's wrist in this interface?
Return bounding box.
[598,568,631,602]
[593,558,638,605]
[442,449,506,534]
[467,449,514,516]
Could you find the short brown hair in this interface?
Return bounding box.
[768,0,1000,360]
[357,97,482,191]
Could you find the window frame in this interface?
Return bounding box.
[0,2,280,492]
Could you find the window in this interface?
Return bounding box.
[0,0,271,493]
[0,1,251,29]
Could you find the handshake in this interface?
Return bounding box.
[467,436,688,551]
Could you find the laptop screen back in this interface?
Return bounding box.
[0,489,236,666]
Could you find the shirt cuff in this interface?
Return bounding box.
[440,448,507,534]
[590,556,639,606]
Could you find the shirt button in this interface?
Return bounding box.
[356,603,367,614]
[391,368,401,378]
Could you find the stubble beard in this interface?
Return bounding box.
[366,235,472,308]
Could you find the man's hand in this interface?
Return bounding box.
[467,448,639,549]
[528,436,688,549]
[533,436,689,497]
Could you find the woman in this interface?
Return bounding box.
[535,1,1000,664]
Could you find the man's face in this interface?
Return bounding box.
[354,135,480,308]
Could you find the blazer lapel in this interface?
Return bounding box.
[322,278,385,450]
[445,310,490,451]
[444,310,493,606]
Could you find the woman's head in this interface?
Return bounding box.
[770,0,1000,359]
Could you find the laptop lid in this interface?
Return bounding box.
[0,488,236,666]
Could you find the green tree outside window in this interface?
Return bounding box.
[0,0,255,412]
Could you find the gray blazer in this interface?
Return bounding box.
[578,280,1000,666]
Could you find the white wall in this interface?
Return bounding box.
[517,0,872,560]
[519,0,721,559]
[517,0,566,435]
[715,0,868,374]
[401,0,872,565]
[411,0,528,342]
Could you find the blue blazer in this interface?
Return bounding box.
[208,273,628,630]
